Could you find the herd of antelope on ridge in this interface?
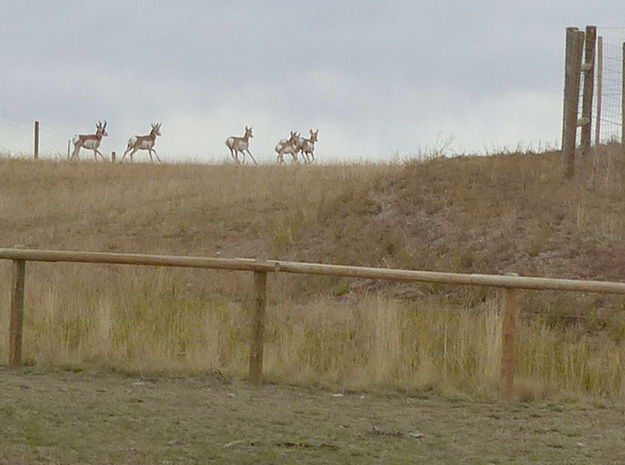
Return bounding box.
[70,122,318,164]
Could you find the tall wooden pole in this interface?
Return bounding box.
[9,259,26,369]
[249,270,267,384]
[501,287,517,401]
[33,121,39,160]
[580,26,596,158]
[595,36,603,147]
[562,28,585,179]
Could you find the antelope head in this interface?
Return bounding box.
[245,126,253,139]
[151,122,162,137]
[96,121,108,137]
[310,129,318,143]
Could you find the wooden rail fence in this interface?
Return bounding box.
[4,247,625,401]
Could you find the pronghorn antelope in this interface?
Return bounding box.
[298,129,318,163]
[70,121,108,161]
[275,131,300,164]
[120,123,162,163]
[225,126,257,164]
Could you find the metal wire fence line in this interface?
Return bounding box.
[0,109,71,159]
[595,27,625,143]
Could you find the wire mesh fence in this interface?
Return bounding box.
[596,27,625,143]
[0,108,71,159]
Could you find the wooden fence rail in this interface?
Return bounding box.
[3,247,625,400]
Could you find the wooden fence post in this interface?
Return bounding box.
[562,27,585,179]
[595,35,603,147]
[9,259,26,368]
[580,26,596,158]
[249,270,267,384]
[34,121,39,160]
[501,287,517,401]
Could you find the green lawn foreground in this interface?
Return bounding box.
[1,367,625,465]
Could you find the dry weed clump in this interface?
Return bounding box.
[3,268,625,398]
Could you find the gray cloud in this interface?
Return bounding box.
[1,1,624,161]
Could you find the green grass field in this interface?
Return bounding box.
[2,367,625,465]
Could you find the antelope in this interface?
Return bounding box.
[70,121,108,161]
[121,123,162,163]
[275,131,300,164]
[225,126,257,164]
[298,129,318,163]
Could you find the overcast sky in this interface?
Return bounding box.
[1,1,624,162]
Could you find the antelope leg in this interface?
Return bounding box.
[245,149,258,165]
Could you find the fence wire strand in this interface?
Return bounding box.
[596,27,625,143]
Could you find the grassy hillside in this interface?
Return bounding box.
[4,147,625,278]
[2,146,625,399]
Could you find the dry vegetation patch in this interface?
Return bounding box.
[3,149,625,399]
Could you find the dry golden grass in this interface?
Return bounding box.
[3,147,625,399]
